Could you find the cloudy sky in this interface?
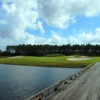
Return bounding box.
[0,0,100,50]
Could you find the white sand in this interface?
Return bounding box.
[8,56,24,58]
[67,56,92,61]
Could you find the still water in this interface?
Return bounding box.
[0,64,81,100]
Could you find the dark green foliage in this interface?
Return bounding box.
[4,44,100,56]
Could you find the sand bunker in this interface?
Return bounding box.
[8,56,24,58]
[67,56,92,61]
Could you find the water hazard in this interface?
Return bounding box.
[0,64,81,100]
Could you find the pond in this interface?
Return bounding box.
[0,64,81,100]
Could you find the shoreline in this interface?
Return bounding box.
[0,62,89,68]
[0,56,99,68]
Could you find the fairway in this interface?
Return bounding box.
[0,56,100,68]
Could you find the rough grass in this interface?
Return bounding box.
[70,55,83,57]
[45,54,65,57]
[0,56,100,68]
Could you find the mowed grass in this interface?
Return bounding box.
[0,56,100,68]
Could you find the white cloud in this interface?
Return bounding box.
[0,0,40,41]
[68,36,80,44]
[77,28,100,44]
[38,0,100,28]
[49,31,68,44]
[2,2,16,14]
[45,29,100,46]
[37,21,45,34]
[0,0,41,50]
[0,19,7,25]
[0,33,46,50]
[38,0,72,29]
[24,32,45,44]
[0,28,100,51]
[0,0,100,50]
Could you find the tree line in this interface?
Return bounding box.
[1,44,99,56]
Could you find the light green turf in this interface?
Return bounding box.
[0,56,100,68]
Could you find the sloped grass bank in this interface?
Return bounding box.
[0,56,100,68]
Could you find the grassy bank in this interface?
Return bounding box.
[0,56,100,68]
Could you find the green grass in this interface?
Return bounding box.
[45,54,65,57]
[70,54,83,57]
[0,56,100,68]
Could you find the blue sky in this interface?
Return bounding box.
[0,0,100,50]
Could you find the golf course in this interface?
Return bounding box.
[0,55,100,68]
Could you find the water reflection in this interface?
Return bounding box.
[0,64,81,100]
